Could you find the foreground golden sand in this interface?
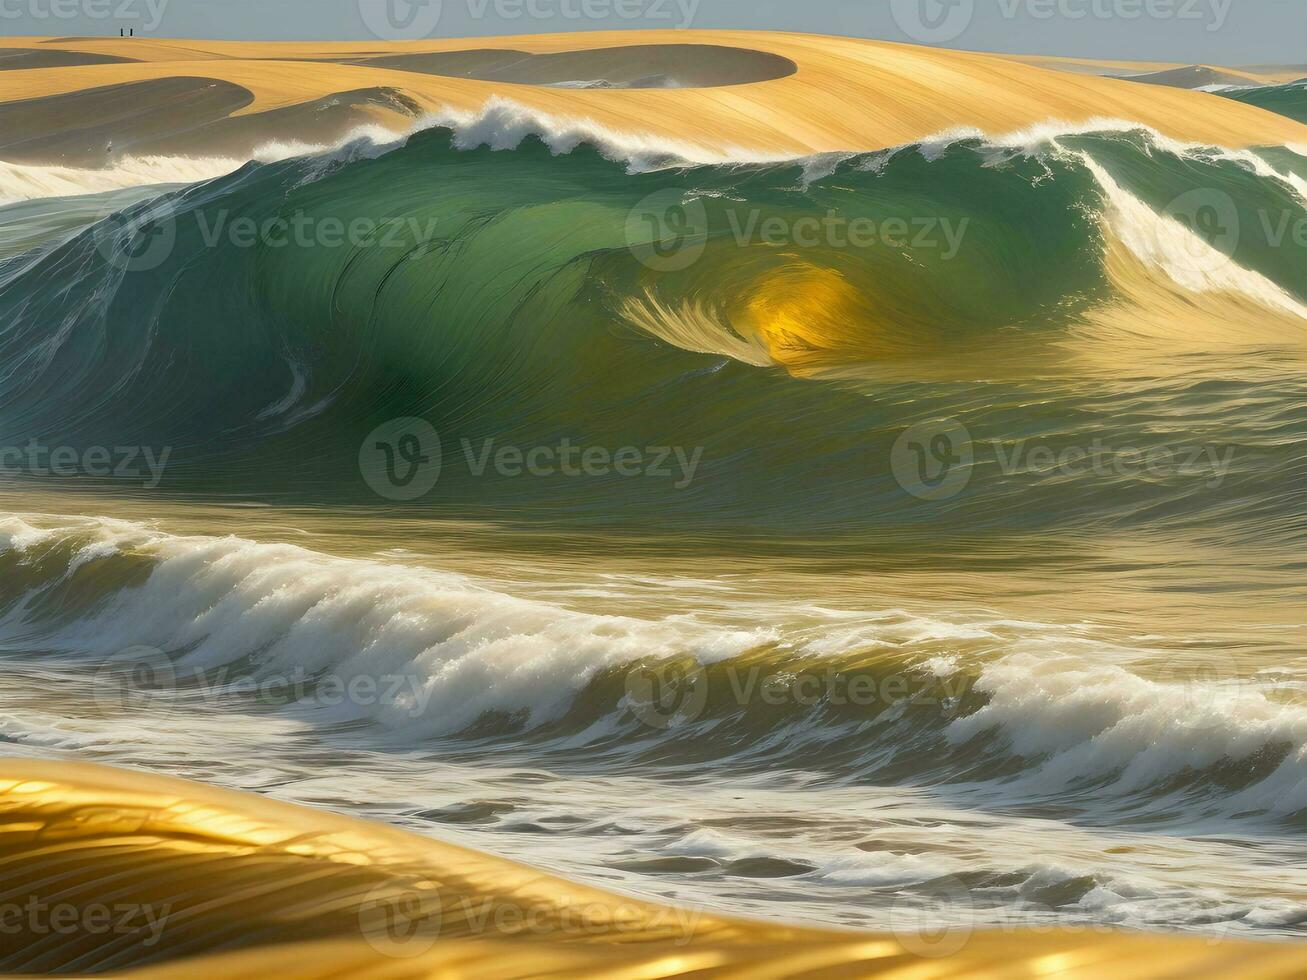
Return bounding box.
[0,759,1303,978]
[0,31,1305,162]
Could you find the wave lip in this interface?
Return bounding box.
[1,113,1306,542]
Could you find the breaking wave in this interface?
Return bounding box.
[2,514,1305,828]
[0,110,1304,535]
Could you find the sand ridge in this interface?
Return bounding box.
[2,759,1305,978]
[0,31,1304,164]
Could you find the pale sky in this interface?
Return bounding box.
[1,0,1303,65]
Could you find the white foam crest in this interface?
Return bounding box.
[992,117,1237,158]
[418,96,776,171]
[1250,150,1307,205]
[0,516,771,737]
[6,103,1302,211]
[5,515,1307,815]
[0,100,763,209]
[0,122,412,206]
[248,122,406,164]
[950,652,1307,813]
[907,117,1307,177]
[0,156,244,206]
[1079,152,1307,321]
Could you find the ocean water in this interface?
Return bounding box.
[1,98,1305,944]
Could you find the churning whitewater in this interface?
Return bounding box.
[1,94,1305,941]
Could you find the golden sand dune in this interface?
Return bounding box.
[0,759,1303,978]
[0,31,1305,166]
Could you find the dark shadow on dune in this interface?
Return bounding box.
[136,86,425,159]
[1118,65,1255,90]
[335,44,798,89]
[0,77,253,167]
[0,47,138,70]
[0,77,426,166]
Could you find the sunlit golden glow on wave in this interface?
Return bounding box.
[735,262,889,371]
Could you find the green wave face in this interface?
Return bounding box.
[2,120,1307,945]
[0,126,1305,538]
[1220,80,1307,123]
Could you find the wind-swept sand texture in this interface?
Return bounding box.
[0,31,1304,165]
[2,759,1305,978]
